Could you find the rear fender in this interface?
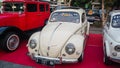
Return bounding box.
[0,27,9,35]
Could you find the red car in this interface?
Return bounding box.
[0,0,50,51]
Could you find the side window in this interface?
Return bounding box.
[26,4,37,12]
[82,13,85,23]
[46,4,49,11]
[39,4,45,12]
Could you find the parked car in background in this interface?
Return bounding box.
[0,0,50,51]
[86,9,101,24]
[103,10,120,64]
[27,8,90,66]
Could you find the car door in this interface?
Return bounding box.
[38,3,46,26]
[26,3,39,30]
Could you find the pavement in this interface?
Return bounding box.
[89,25,103,34]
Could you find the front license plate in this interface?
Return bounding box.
[41,59,47,65]
[41,59,55,66]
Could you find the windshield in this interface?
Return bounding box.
[3,2,24,12]
[50,12,80,23]
[112,15,120,28]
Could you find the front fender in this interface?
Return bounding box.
[0,27,9,35]
[61,35,85,59]
[104,40,111,57]
[0,26,22,36]
[27,32,41,55]
[86,22,90,35]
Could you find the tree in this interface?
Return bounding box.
[63,0,71,6]
[102,0,105,26]
[68,0,72,6]
[101,0,120,26]
[70,0,91,7]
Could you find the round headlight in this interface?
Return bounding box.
[29,39,37,49]
[114,45,120,52]
[65,43,75,55]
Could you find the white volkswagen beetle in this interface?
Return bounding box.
[27,8,90,66]
[103,10,120,64]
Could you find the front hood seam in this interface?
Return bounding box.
[47,23,62,56]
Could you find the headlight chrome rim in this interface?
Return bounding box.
[114,45,120,52]
[65,43,75,55]
[29,39,37,49]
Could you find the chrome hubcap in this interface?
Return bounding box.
[7,34,19,51]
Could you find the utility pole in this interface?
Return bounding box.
[102,0,105,26]
[64,0,67,5]
[68,0,72,6]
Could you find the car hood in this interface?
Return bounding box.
[39,22,80,57]
[110,29,120,43]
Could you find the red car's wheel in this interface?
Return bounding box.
[2,32,20,51]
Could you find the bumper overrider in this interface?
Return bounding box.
[27,52,78,66]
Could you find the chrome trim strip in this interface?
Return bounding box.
[47,23,62,56]
[49,23,62,42]
[62,59,78,63]
[110,57,120,63]
[35,55,60,61]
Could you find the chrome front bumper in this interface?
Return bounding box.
[110,57,120,63]
[28,53,78,66]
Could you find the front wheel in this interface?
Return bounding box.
[44,20,48,25]
[78,52,84,62]
[103,45,112,65]
[2,32,20,51]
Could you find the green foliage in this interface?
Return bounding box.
[73,1,80,7]
[0,2,1,7]
[71,0,91,8]
[104,0,115,8]
[102,0,120,9]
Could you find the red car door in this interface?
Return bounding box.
[38,3,50,26]
[26,3,39,30]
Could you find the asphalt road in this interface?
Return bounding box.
[90,25,103,34]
